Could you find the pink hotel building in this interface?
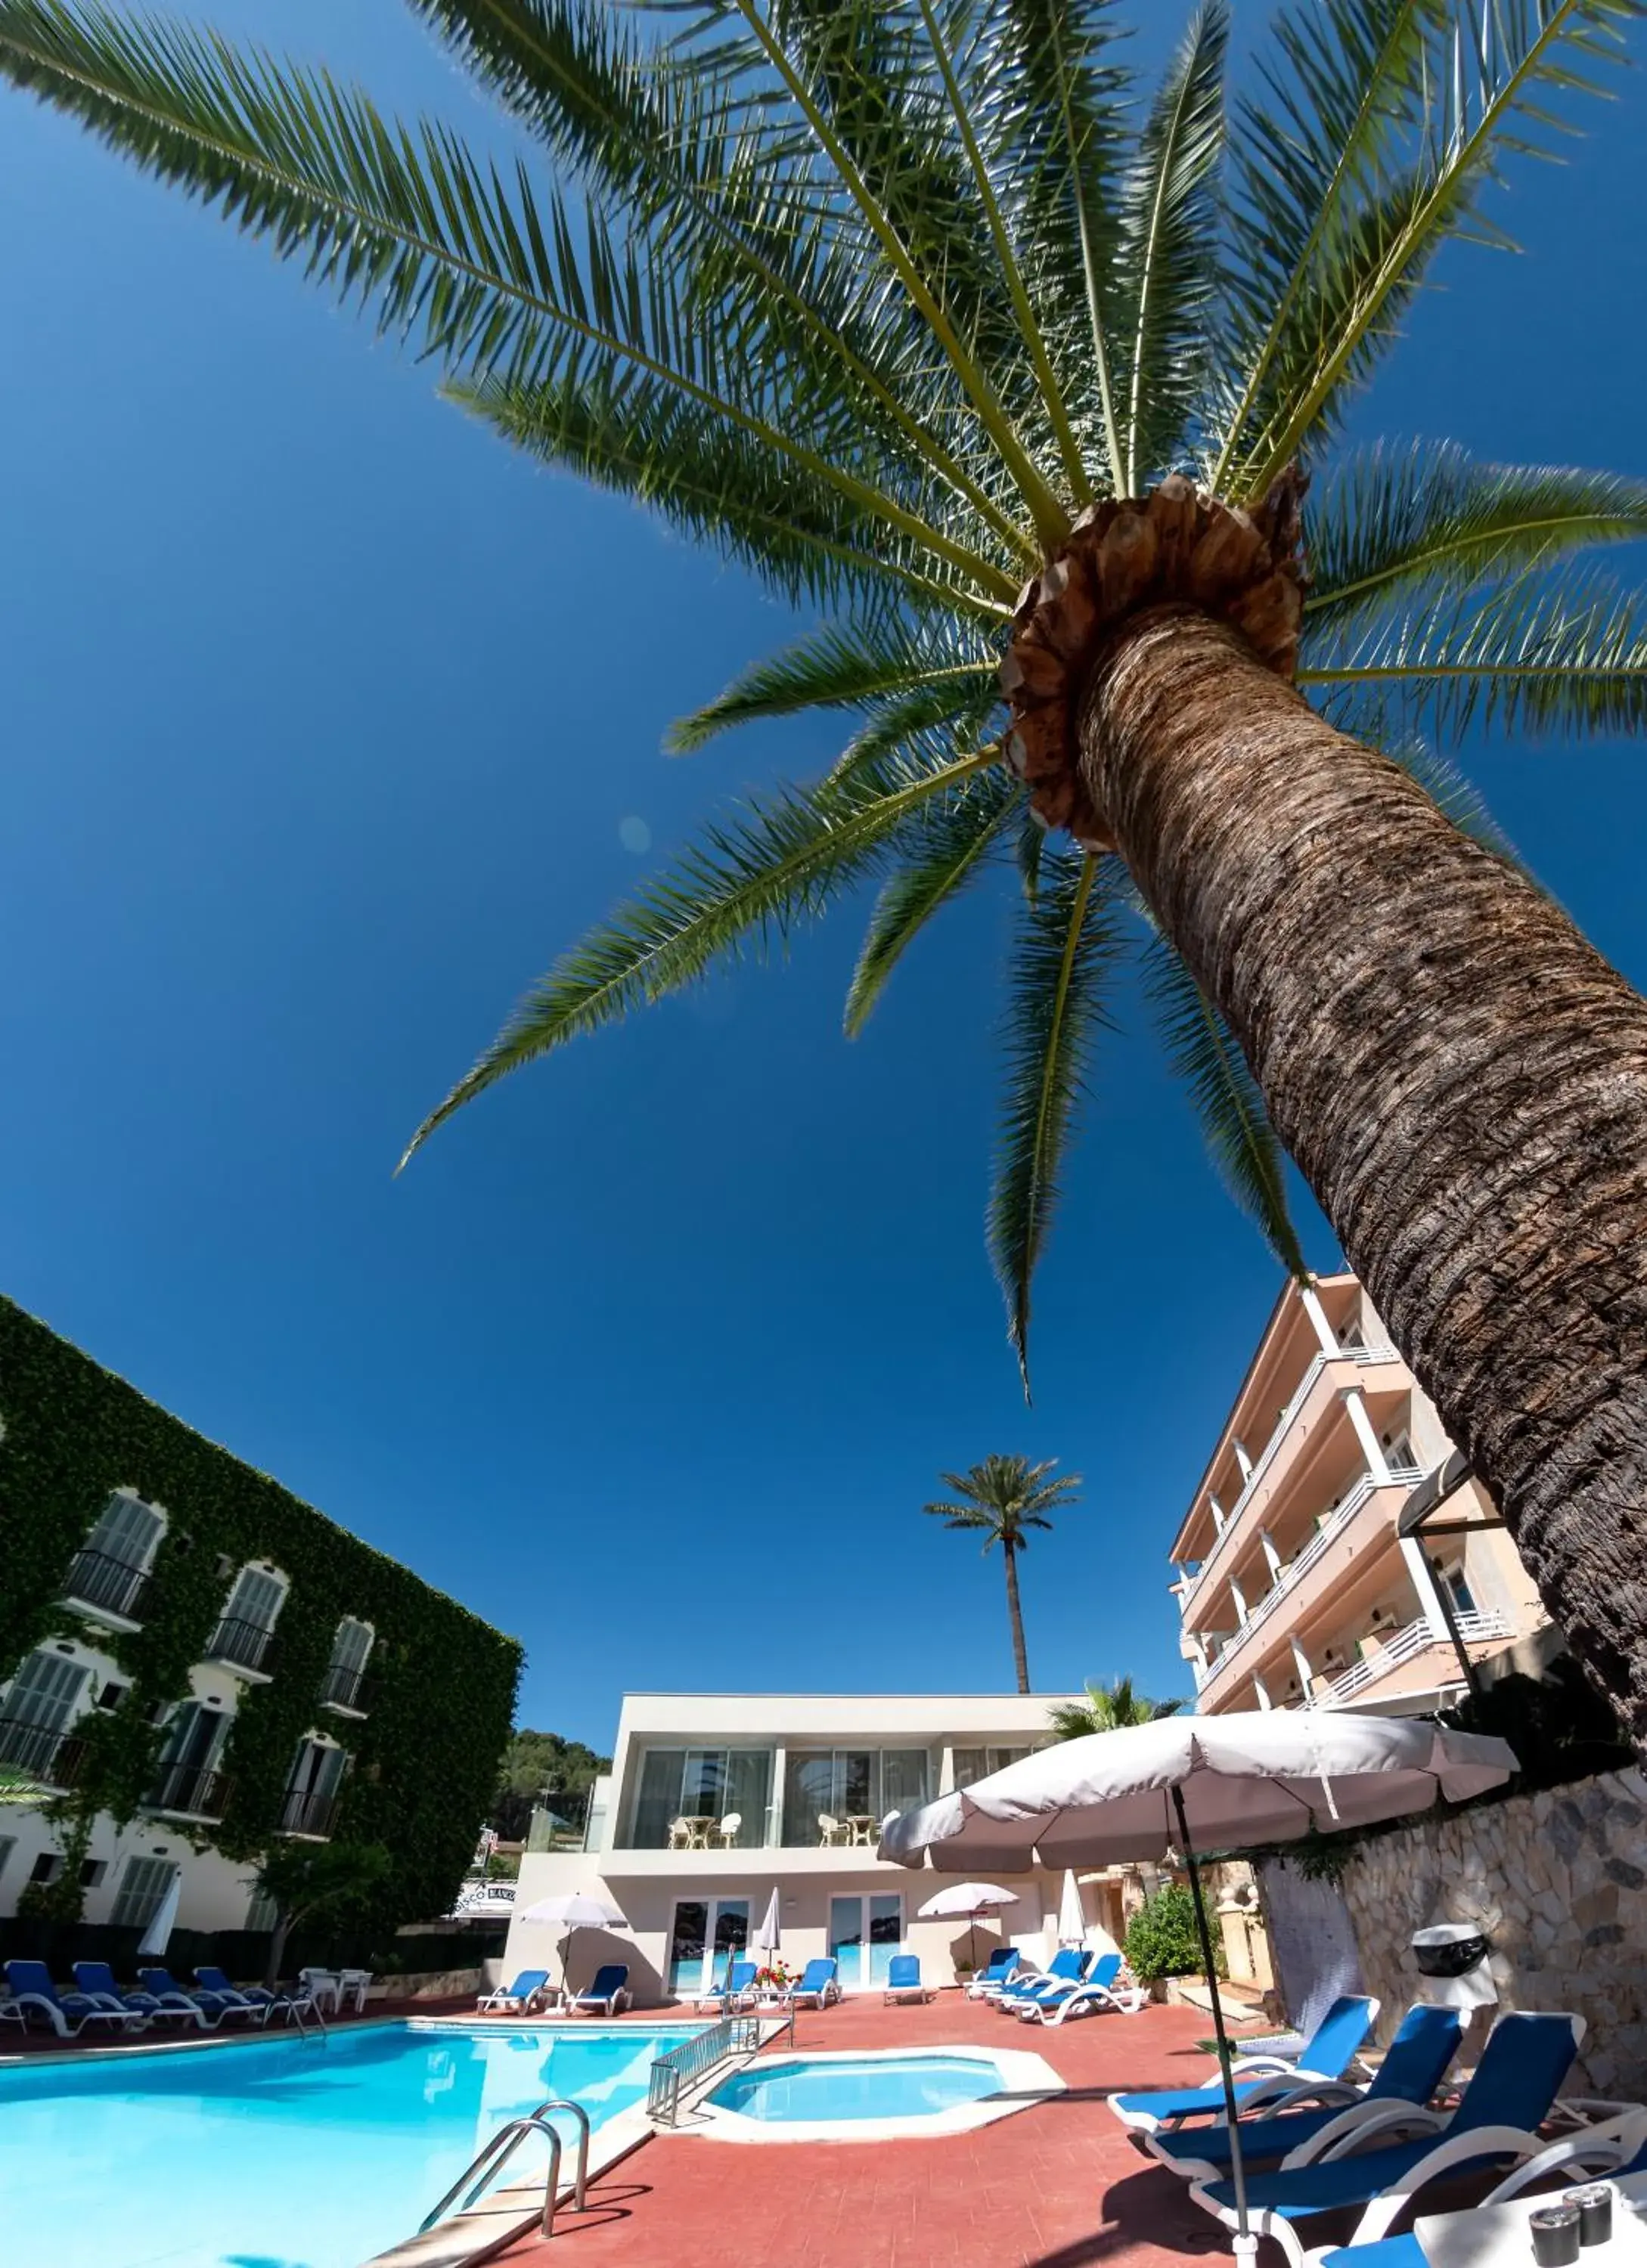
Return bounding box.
[1172,1273,1553,1716]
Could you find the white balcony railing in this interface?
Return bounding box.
[1180,1344,1401,1610]
[1199,1464,1425,1687]
[1306,1608,1513,1709]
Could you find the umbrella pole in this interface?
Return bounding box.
[1171,1788,1254,2265]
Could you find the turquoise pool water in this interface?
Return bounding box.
[0,2019,702,2268]
[709,2052,1003,2122]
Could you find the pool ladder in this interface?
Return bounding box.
[419,2097,591,2251]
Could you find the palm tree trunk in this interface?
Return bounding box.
[1003,1543,1031,1693]
[1080,605,1647,1741]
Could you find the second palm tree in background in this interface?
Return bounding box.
[923,1455,1080,1695]
[1047,1676,1184,1741]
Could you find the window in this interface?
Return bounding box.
[64,1492,164,1619]
[321,1618,374,1709]
[627,1749,774,1848]
[1382,1430,1418,1472]
[281,1738,349,1835]
[1432,1558,1478,1615]
[30,1852,64,1885]
[951,1747,1028,1790]
[147,1702,231,1814]
[0,1650,91,1774]
[665,1896,749,1995]
[0,1836,13,1886]
[245,1886,279,1934]
[109,1856,178,1932]
[95,1681,129,1713]
[79,1858,107,1888]
[781,1749,930,1842]
[209,1565,287,1672]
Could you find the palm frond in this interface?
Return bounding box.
[1016,808,1047,901]
[845,767,1019,1036]
[401,743,994,1163]
[1115,0,1228,493]
[976,0,1132,492]
[823,692,1003,792]
[0,1,1016,609]
[1218,0,1639,500]
[988,850,1122,1395]
[1305,442,1647,629]
[411,0,1035,559]
[1300,563,1647,741]
[1140,932,1307,1279]
[668,621,997,752]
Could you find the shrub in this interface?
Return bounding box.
[1124,1884,1225,1981]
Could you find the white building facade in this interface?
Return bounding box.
[505,1691,1135,2003]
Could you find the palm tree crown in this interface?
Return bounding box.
[924,1452,1080,1692]
[4,0,1641,1389]
[1047,1675,1184,1741]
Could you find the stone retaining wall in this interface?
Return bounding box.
[1340,1768,1647,2095]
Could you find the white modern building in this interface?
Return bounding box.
[504,1691,1139,2003]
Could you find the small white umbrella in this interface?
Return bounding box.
[916,1879,1020,1972]
[882,1712,1515,2263]
[752,1887,782,1970]
[518,1890,626,1999]
[1056,1868,1086,1947]
[138,1867,181,1959]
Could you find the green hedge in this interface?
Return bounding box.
[0,1295,521,1930]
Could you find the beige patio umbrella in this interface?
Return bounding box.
[881,1711,1515,2264]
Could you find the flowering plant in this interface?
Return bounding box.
[755,1963,795,1989]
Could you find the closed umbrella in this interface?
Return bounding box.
[882,1712,1515,2264]
[519,1889,626,2000]
[752,1887,782,1972]
[138,1866,181,1959]
[916,1880,1019,1972]
[1056,1868,1086,1947]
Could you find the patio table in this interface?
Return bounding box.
[843,1815,879,1846]
[1416,2172,1647,2268]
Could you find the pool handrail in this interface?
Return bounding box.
[419,2094,591,2245]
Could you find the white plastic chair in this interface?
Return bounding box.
[299,1967,342,2016]
[667,1817,693,1850]
[715,1812,743,1848]
[337,1967,373,2013]
[817,1814,843,1847]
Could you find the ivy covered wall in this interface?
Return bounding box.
[0,1296,522,1927]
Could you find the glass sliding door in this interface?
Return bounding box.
[868,1895,902,1985]
[666,1896,749,1996]
[827,1894,903,1988]
[627,1749,773,1848]
[828,1895,867,1988]
[783,1749,932,1842]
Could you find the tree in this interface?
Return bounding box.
[253,1839,392,1990]
[1047,1677,1184,1740]
[1124,1882,1224,1984]
[5,2,1647,1726]
[492,1727,610,1842]
[923,1454,1079,1692]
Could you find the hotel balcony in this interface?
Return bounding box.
[279,1788,338,1839]
[144,1762,232,1822]
[1177,1343,1410,1629]
[318,1663,374,1718]
[1304,1608,1515,1711]
[60,1549,152,1633]
[0,1717,89,1793]
[204,1616,279,1680]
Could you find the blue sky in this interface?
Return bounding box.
[2,6,1645,1753]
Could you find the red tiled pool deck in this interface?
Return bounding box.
[502,1995,1248,2268]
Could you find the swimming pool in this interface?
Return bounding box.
[701,2044,1065,2143]
[714,2052,1001,2121]
[0,2019,703,2268]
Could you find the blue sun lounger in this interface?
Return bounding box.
[2,1958,146,2037]
[1148,2004,1466,2178]
[1110,1994,1381,2134]
[1016,1951,1149,2024]
[964,1947,1022,1999]
[568,1963,631,2015]
[194,1966,285,2023]
[786,1957,841,2008]
[1188,2011,1587,2268]
[72,1960,186,2026]
[694,1959,758,2012]
[138,1966,236,2025]
[995,1947,1091,2009]
[884,1954,932,2004]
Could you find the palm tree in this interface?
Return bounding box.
[6,2,1647,1727]
[1047,1677,1184,1741]
[923,1454,1079,1693]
